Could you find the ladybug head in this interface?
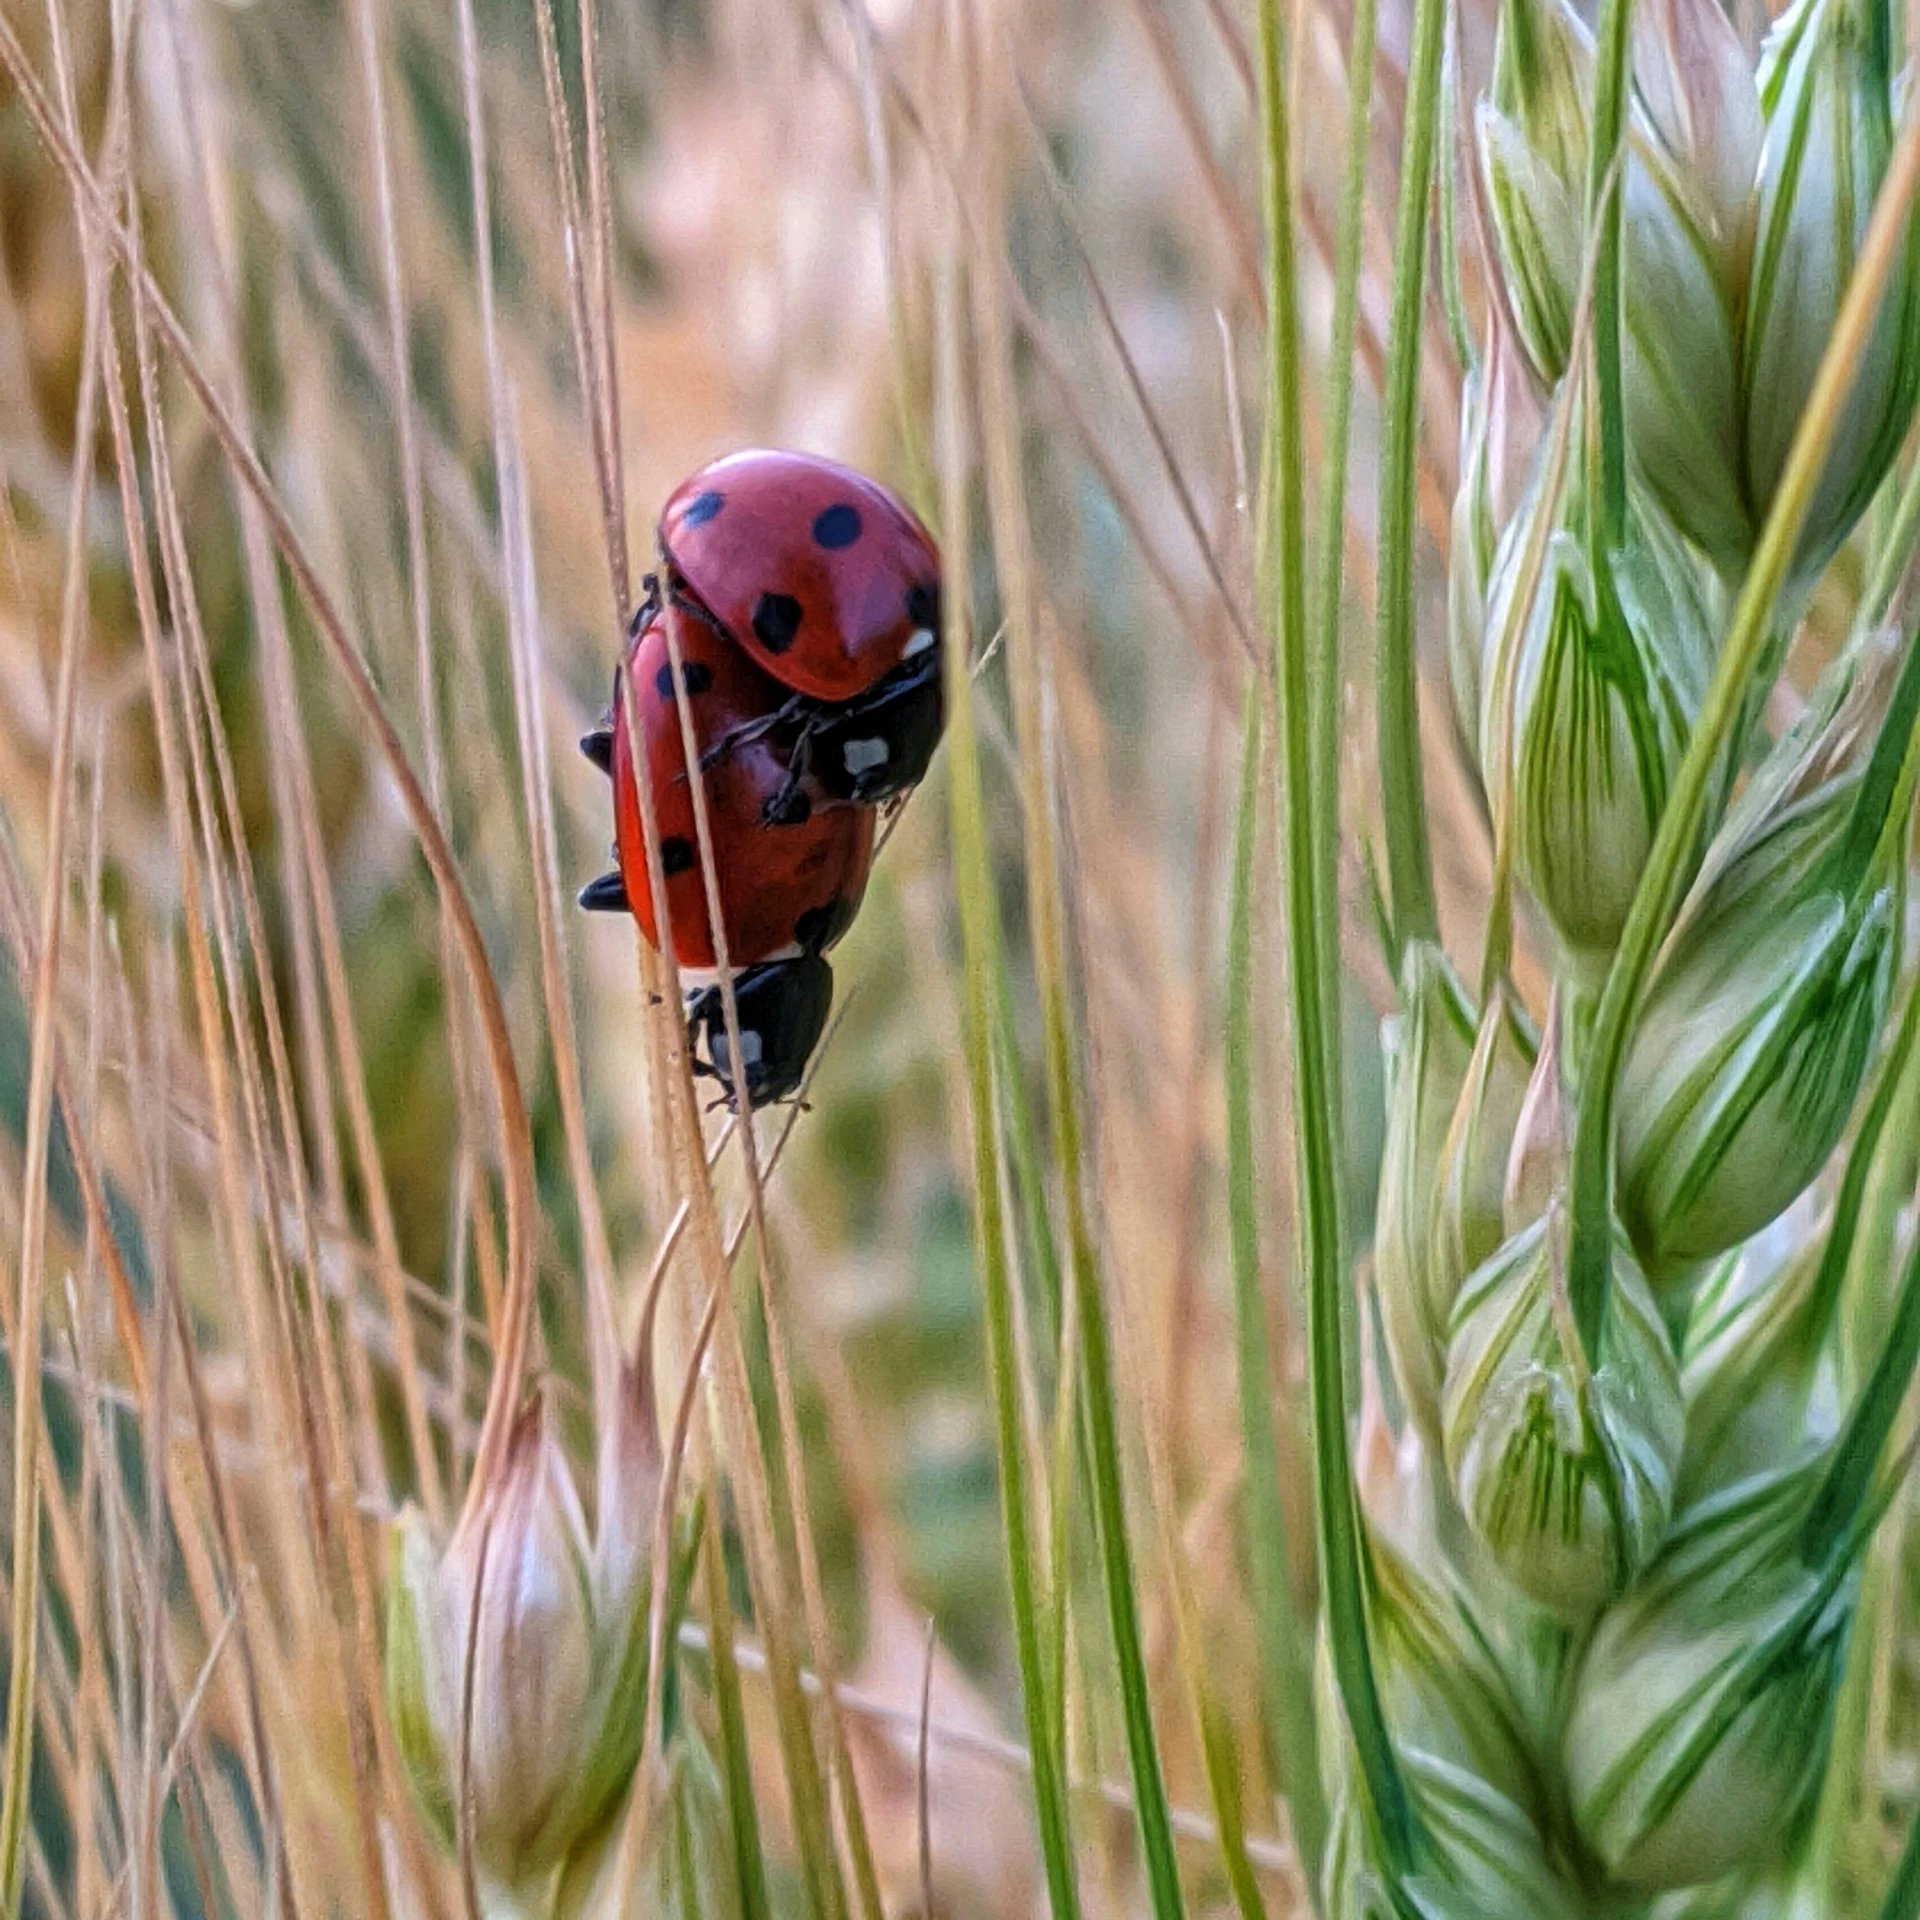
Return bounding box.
[686,954,834,1110]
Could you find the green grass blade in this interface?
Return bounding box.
[1584,0,1635,540]
[1259,0,1415,1879]
[937,274,1082,1920]
[702,1506,771,1920]
[1227,694,1326,1894]
[1878,1805,1920,1919]
[1372,0,1447,963]
[1062,1234,1188,1917]
[996,964,1067,1358]
[1314,0,1379,1119]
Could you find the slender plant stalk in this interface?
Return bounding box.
[0,149,109,1920]
[1878,1794,1920,1916]
[1259,0,1415,1878]
[1226,696,1325,1894]
[971,47,1187,1910]
[935,219,1082,1920]
[1373,0,1448,962]
[1312,0,1378,1141]
[702,1503,772,1920]
[1584,0,1635,541]
[1570,108,1920,1353]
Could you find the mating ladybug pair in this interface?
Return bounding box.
[579,450,944,1109]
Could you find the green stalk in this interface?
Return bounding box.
[1876,1792,1920,1916]
[1373,0,1448,962]
[702,1505,771,1920]
[1802,971,1920,1341]
[1314,0,1379,1093]
[1259,0,1415,1876]
[1226,695,1326,1893]
[1568,110,1920,1356]
[938,316,1081,1920]
[995,966,1066,1360]
[1054,1090,1186,1916]
[1798,1151,1920,1567]
[1584,0,1635,543]
[948,723,1082,1919]
[1863,443,1920,620]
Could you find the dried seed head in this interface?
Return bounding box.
[1618,633,1911,1274]
[385,1362,662,1892]
[1441,1210,1685,1620]
[1375,944,1480,1444]
[1746,0,1920,582]
[1564,1465,1856,1889]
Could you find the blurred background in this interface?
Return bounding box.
[0,0,1912,1911]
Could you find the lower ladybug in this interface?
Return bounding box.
[685,954,834,1109]
[579,604,873,972]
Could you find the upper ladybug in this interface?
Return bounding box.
[658,449,941,703]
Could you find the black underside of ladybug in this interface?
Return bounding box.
[685,955,834,1110]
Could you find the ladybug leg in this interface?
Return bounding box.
[762,725,817,828]
[580,664,623,773]
[627,575,663,642]
[696,689,813,775]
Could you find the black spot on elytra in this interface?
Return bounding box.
[906,582,939,628]
[655,659,715,700]
[661,837,696,875]
[681,490,724,529]
[753,592,804,655]
[813,503,862,549]
[794,899,856,953]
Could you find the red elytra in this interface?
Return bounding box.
[658,448,941,703]
[609,608,874,971]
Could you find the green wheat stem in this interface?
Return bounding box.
[1227,695,1326,1898]
[1315,0,1379,1080]
[1569,106,1920,1357]
[1877,1806,1920,1919]
[1053,1084,1187,1917]
[937,258,1083,1918]
[1373,0,1447,962]
[1584,0,1634,541]
[1799,1019,1920,1565]
[1864,442,1920,619]
[1260,0,1415,1878]
[701,1504,771,1920]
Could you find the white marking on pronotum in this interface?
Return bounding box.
[843,737,890,776]
[736,1030,765,1067]
[904,627,936,657]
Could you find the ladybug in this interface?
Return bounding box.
[685,954,834,1109]
[577,605,874,973]
[659,448,942,704]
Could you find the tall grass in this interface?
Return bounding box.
[3,0,1920,1914]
